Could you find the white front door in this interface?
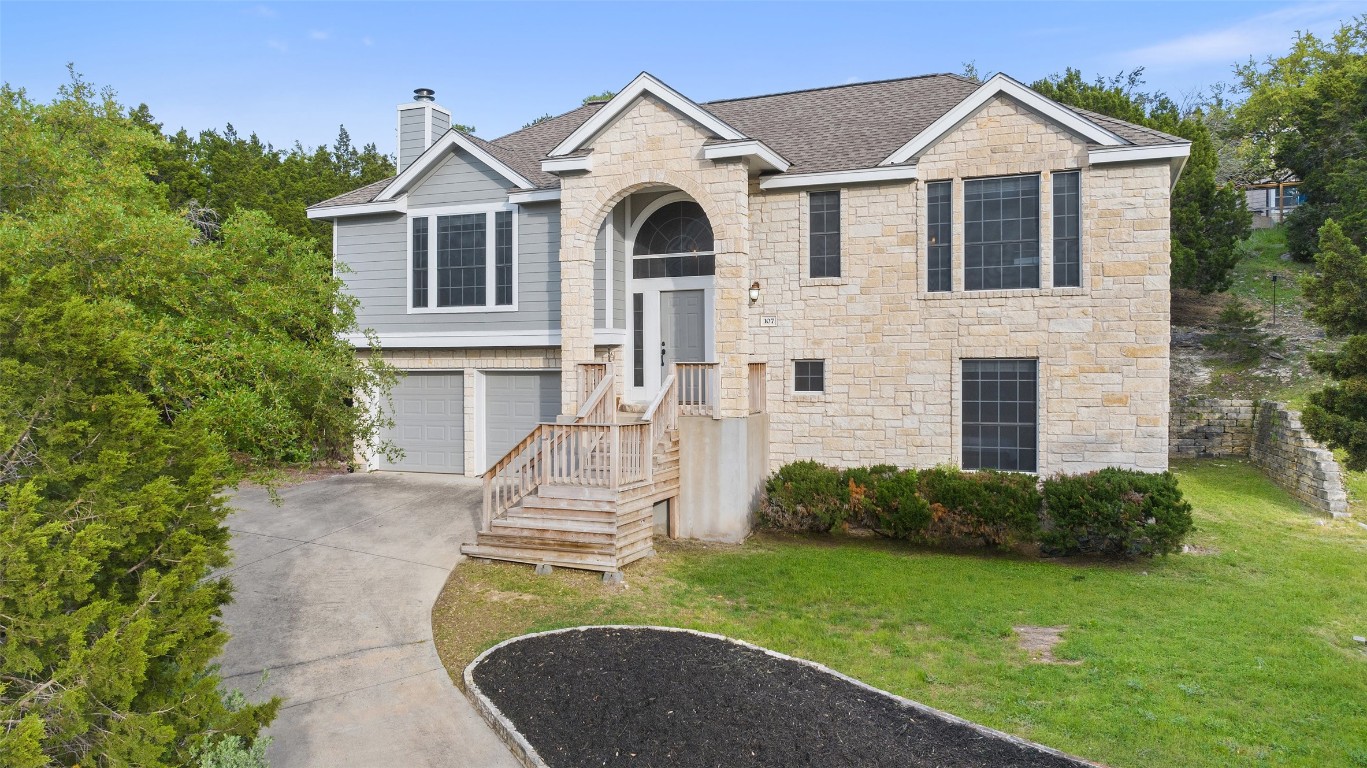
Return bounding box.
[627,278,714,403]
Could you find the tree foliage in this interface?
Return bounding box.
[1233,17,1367,261]
[131,112,396,247]
[0,72,394,764]
[1301,220,1367,470]
[582,90,616,105]
[1032,68,1251,294]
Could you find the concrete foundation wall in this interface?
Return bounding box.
[676,414,769,542]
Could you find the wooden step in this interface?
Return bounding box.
[460,542,619,572]
[514,505,618,524]
[519,494,616,513]
[472,532,617,555]
[537,484,615,501]
[495,515,615,535]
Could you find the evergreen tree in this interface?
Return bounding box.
[1301,220,1367,470]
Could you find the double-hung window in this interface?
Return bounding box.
[410,206,515,310]
[964,175,1040,290]
[926,180,953,292]
[809,190,841,278]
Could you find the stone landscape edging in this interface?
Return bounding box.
[462,624,1099,768]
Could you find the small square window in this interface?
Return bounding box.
[794,360,825,393]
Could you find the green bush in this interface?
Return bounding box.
[842,464,902,530]
[759,461,849,532]
[919,466,1043,547]
[1041,468,1194,557]
[869,469,931,538]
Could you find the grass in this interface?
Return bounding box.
[433,461,1367,768]
[1227,227,1308,307]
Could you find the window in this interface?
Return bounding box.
[437,213,485,307]
[926,181,952,292]
[632,293,644,388]
[409,207,515,310]
[794,360,825,393]
[809,191,841,278]
[962,359,1037,472]
[1052,171,1080,288]
[633,200,715,279]
[495,211,513,306]
[412,218,429,308]
[964,175,1039,290]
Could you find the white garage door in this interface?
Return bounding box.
[379,372,464,474]
[484,371,561,469]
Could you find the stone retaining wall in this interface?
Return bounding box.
[1170,397,1255,458]
[1249,401,1349,517]
[1169,397,1349,517]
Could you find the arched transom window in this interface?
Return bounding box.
[634,201,713,256]
[632,200,715,279]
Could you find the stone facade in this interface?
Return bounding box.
[748,95,1171,475]
[1250,401,1349,517]
[1170,397,1255,458]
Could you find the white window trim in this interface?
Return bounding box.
[407,202,519,314]
[1048,169,1085,289]
[805,189,843,280]
[792,358,826,395]
[961,172,1044,293]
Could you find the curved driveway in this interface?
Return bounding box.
[217,472,518,768]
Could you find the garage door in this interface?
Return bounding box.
[379,372,464,474]
[484,371,561,469]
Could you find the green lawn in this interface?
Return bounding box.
[434,460,1367,767]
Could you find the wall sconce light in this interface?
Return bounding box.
[748,281,761,304]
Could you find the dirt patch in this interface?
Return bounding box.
[471,627,1091,768]
[1013,626,1081,665]
[1181,544,1220,556]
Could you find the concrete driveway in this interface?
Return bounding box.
[217,472,519,768]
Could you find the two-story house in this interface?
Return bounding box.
[307,72,1189,573]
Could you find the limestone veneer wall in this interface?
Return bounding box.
[1250,401,1349,517]
[749,94,1171,476]
[1169,397,1255,458]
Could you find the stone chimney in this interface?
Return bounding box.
[397,88,452,173]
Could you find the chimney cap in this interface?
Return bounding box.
[413,88,436,102]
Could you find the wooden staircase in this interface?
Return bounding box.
[460,365,684,573]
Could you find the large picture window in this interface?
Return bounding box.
[962,359,1037,472]
[926,180,952,292]
[1052,171,1081,288]
[409,206,516,311]
[964,175,1039,291]
[808,191,841,278]
[633,200,715,279]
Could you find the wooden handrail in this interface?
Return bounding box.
[575,372,615,423]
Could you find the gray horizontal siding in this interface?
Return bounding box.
[431,109,450,137]
[594,222,607,328]
[408,149,510,208]
[398,107,426,172]
[335,204,560,336]
[613,204,626,328]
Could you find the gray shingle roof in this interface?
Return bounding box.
[311,73,1187,209]
[311,176,395,209]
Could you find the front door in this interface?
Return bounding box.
[660,289,706,402]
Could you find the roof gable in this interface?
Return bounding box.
[547,72,747,158]
[376,130,536,202]
[880,73,1126,166]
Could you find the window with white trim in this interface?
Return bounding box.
[794,359,825,393]
[409,206,516,310]
[964,175,1039,291]
[808,191,841,278]
[962,359,1037,472]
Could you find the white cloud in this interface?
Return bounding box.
[308,29,330,41]
[362,36,374,47]
[1116,2,1356,69]
[266,38,288,53]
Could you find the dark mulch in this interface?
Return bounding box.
[471,627,1091,768]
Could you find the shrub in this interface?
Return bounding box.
[868,469,931,538]
[1041,468,1194,557]
[842,464,902,530]
[759,461,848,532]
[919,466,1042,547]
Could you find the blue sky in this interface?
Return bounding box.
[2,1,1362,154]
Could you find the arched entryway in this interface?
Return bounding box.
[622,190,716,402]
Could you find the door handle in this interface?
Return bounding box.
[660,341,667,365]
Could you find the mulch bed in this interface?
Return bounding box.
[470,627,1092,768]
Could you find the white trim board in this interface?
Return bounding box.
[759,165,918,191]
[541,155,593,174]
[548,72,748,158]
[344,329,626,349]
[1087,144,1190,164]
[307,198,407,219]
[508,188,561,204]
[701,139,791,173]
[377,131,536,201]
[881,73,1127,166]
